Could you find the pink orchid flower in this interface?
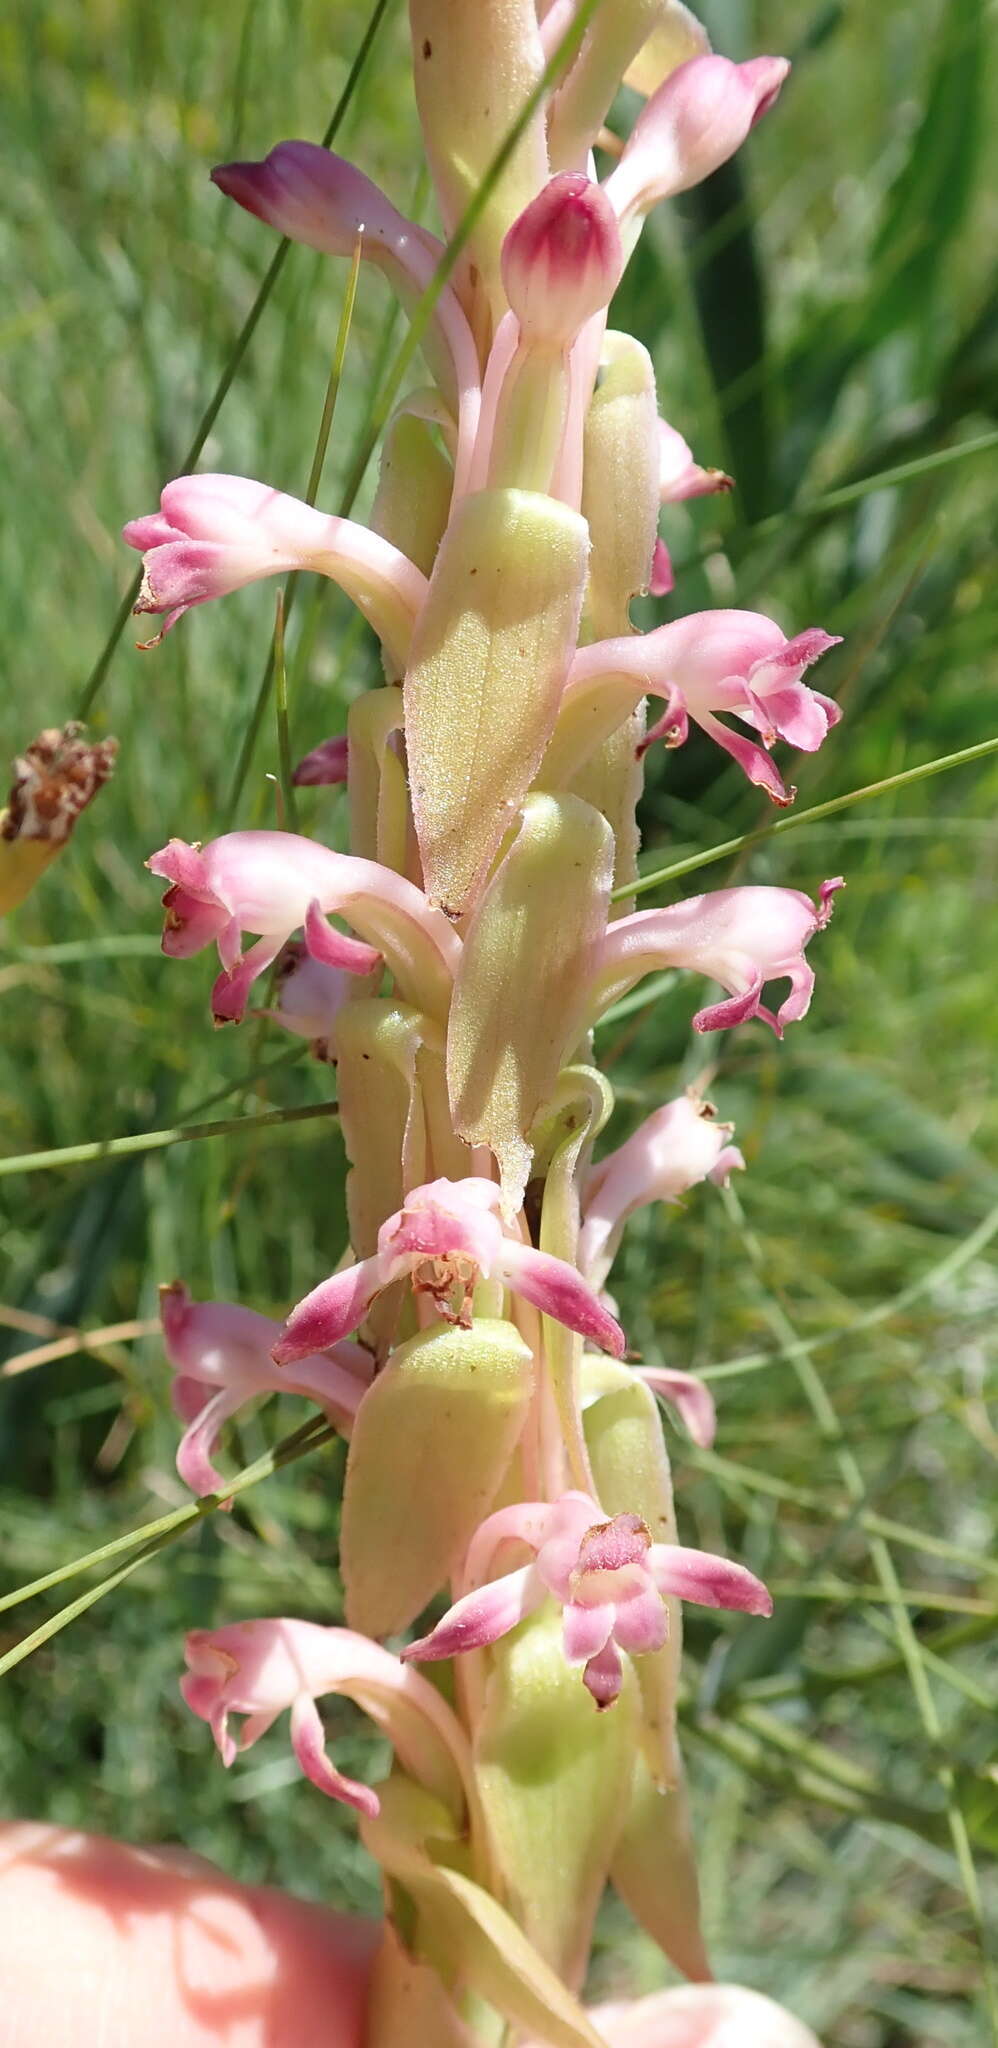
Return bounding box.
[590,879,844,1036]
[293,734,350,786]
[212,143,480,493]
[580,1092,744,1288]
[628,1363,718,1452]
[501,173,623,349]
[657,419,734,505]
[181,1618,469,1819]
[606,55,790,239]
[162,1282,371,1497]
[272,1176,626,1367]
[257,940,352,1058]
[123,474,426,670]
[146,830,460,1024]
[565,612,841,804]
[403,1490,771,1708]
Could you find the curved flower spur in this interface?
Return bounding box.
[112,5,844,2041]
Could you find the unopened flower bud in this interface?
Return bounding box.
[501,175,623,349]
[606,54,789,233]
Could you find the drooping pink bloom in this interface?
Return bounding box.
[501,173,623,348]
[565,611,841,803]
[146,830,460,1024]
[272,1176,626,1366]
[658,418,733,505]
[181,1617,469,1817]
[606,55,790,236]
[212,143,481,492]
[403,1490,771,1707]
[161,1282,371,1497]
[590,879,844,1035]
[580,1091,744,1288]
[256,940,351,1058]
[292,734,350,786]
[123,474,426,669]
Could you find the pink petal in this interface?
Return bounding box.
[582,1637,624,1709]
[562,1598,616,1665]
[693,711,794,806]
[176,1387,243,1497]
[692,973,770,1036]
[303,898,382,976]
[122,512,183,550]
[499,1240,626,1358]
[134,540,266,618]
[146,839,213,896]
[635,1366,717,1450]
[402,1565,544,1662]
[213,143,431,270]
[293,735,350,786]
[611,1584,670,1656]
[272,1259,382,1365]
[289,1694,379,1817]
[649,1544,772,1615]
[171,1374,211,1424]
[649,537,675,596]
[210,935,284,1025]
[606,54,790,222]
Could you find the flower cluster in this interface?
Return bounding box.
[124,10,835,2045]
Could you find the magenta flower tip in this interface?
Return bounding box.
[502,172,623,347]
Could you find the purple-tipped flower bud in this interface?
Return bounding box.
[501,174,623,349]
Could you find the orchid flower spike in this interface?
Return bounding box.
[146,830,460,1024]
[606,54,790,242]
[580,1092,744,1288]
[123,474,426,671]
[404,1491,771,1708]
[161,1283,371,1497]
[561,612,841,804]
[272,1176,626,1366]
[181,1618,469,1818]
[590,880,844,1036]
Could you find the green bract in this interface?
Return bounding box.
[342,1318,534,1636]
[405,488,589,916]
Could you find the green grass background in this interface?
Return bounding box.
[1,2,996,2042]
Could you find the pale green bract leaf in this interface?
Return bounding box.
[609,1749,712,1984]
[405,488,590,916]
[361,1780,607,2048]
[475,1605,638,1989]
[342,1318,534,1636]
[447,792,613,1206]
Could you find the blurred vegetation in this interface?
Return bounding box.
[1,2,996,2043]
